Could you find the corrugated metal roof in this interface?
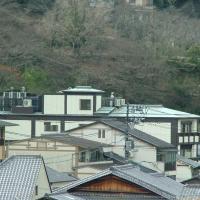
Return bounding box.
[46,166,77,184]
[42,134,112,149]
[53,164,184,200]
[0,155,45,200]
[177,155,200,169]
[106,105,200,118]
[0,120,18,127]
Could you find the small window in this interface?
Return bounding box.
[44,122,58,132]
[98,129,101,138]
[98,129,106,138]
[181,121,192,133]
[35,185,38,195]
[80,99,91,110]
[102,130,105,138]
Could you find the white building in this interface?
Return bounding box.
[67,119,177,178]
[0,86,200,161]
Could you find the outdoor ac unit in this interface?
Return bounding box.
[23,99,32,107]
[114,98,122,107]
[120,99,126,106]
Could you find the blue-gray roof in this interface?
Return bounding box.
[53,164,184,200]
[0,155,49,200]
[177,155,200,169]
[46,166,77,184]
[102,104,200,119]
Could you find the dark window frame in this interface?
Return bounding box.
[80,99,91,111]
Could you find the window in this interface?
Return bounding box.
[80,99,91,110]
[98,129,106,138]
[44,122,58,132]
[157,151,176,171]
[180,144,192,158]
[79,152,86,162]
[0,128,4,139]
[181,121,192,133]
[35,185,38,196]
[129,0,136,4]
[197,144,200,157]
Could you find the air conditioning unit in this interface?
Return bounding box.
[23,99,32,107]
[120,99,126,106]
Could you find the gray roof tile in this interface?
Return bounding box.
[0,155,46,200]
[53,164,184,200]
[46,166,77,183]
[177,155,200,169]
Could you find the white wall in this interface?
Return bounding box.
[43,95,65,115]
[176,164,193,182]
[96,95,102,111]
[69,123,158,162]
[67,95,94,115]
[134,122,171,143]
[64,121,94,131]
[5,120,31,140]
[33,163,51,200]
[7,140,77,173]
[35,120,61,136]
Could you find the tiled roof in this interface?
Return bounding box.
[0,155,47,200]
[106,104,200,118]
[45,193,84,200]
[53,164,184,200]
[70,192,166,200]
[46,166,77,184]
[179,185,200,200]
[177,155,200,169]
[42,134,112,149]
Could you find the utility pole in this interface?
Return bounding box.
[125,103,148,161]
[125,103,130,160]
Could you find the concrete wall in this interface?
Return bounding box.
[134,122,171,143]
[43,95,65,115]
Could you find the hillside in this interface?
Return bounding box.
[0,0,200,113]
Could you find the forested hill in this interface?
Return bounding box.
[0,0,200,114]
